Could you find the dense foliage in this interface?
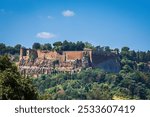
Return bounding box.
[0,55,38,100]
[32,68,150,100]
[32,42,150,100]
[0,43,21,55]
[0,41,150,100]
[32,40,85,51]
[1,41,150,64]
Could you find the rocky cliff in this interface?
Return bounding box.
[92,52,121,73]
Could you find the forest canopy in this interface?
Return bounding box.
[0,41,150,100]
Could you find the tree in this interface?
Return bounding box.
[0,43,6,54]
[146,51,150,61]
[76,41,85,50]
[0,43,6,49]
[14,44,21,54]
[121,47,130,58]
[53,41,62,51]
[129,50,136,61]
[121,47,130,52]
[0,55,38,100]
[87,83,112,100]
[68,42,76,50]
[138,51,146,62]
[41,43,52,50]
[5,46,16,55]
[137,62,145,71]
[0,43,21,55]
[122,65,133,72]
[53,41,62,47]
[32,43,41,50]
[84,42,94,49]
[62,40,70,51]
[104,46,111,53]
[114,48,119,54]
[14,44,21,50]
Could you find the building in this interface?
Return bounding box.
[19,48,92,77]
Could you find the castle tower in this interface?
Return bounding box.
[20,48,24,60]
[26,49,32,60]
[84,48,92,63]
[89,50,92,63]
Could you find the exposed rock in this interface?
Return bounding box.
[94,58,121,73]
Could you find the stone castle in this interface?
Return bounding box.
[18,48,92,77]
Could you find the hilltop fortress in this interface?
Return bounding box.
[18,48,93,77]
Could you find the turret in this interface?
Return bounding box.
[84,48,92,63]
[20,48,24,60]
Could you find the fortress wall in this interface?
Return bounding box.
[19,48,93,77]
[37,50,61,60]
[56,54,65,62]
[44,51,58,60]
[20,48,92,63]
[64,51,84,61]
[37,50,45,59]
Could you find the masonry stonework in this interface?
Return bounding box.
[19,48,92,77]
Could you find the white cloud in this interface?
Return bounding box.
[36,32,56,39]
[62,10,75,17]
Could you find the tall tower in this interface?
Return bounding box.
[26,49,32,60]
[89,50,92,63]
[20,48,23,60]
[19,48,26,60]
[84,48,92,63]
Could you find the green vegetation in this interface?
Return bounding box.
[0,55,38,99]
[32,68,150,100]
[32,40,85,51]
[0,41,150,100]
[32,43,150,100]
[0,43,21,55]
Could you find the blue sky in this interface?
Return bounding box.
[0,0,150,51]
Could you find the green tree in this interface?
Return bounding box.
[53,41,62,47]
[0,43,6,50]
[41,43,52,50]
[62,40,70,51]
[146,51,150,61]
[121,47,130,58]
[114,48,119,54]
[84,42,94,49]
[0,55,38,100]
[32,43,41,50]
[87,83,112,100]
[53,41,62,51]
[139,51,146,62]
[0,43,6,54]
[104,46,111,53]
[14,44,21,54]
[76,41,85,51]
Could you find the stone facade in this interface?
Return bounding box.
[19,48,92,77]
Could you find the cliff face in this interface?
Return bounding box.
[94,58,120,73]
[92,53,121,73]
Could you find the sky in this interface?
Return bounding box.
[0,0,150,51]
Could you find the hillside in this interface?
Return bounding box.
[0,41,150,100]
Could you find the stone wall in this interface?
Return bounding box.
[20,48,92,63]
[63,51,83,62]
[19,48,93,77]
